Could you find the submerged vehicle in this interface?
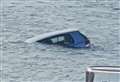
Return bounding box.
[25,29,90,48]
[86,66,120,82]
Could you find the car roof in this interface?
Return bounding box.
[25,29,78,43]
[87,66,120,73]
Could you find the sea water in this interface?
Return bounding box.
[1,0,120,82]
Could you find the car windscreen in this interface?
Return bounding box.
[69,31,89,44]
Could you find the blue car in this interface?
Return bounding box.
[25,29,90,48]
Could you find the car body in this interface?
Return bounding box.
[86,66,120,82]
[25,29,90,48]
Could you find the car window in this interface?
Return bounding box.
[64,34,73,44]
[50,36,65,44]
[58,36,64,42]
[50,34,73,44]
[51,37,58,43]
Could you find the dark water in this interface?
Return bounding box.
[1,0,120,82]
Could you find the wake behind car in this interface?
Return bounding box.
[25,29,90,48]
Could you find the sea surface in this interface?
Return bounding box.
[1,0,120,82]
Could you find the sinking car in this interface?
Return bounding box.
[86,66,120,82]
[25,29,90,48]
